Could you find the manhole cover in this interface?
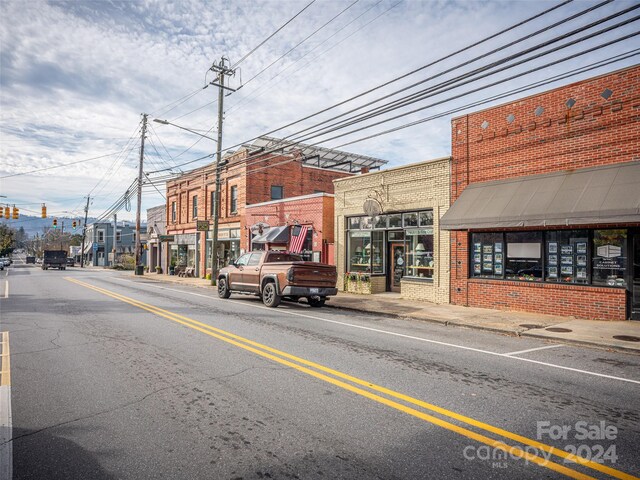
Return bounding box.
[520,324,543,329]
[545,327,573,333]
[612,335,640,343]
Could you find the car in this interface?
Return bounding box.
[218,250,338,308]
[0,258,9,267]
[66,257,75,267]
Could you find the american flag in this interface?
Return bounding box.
[289,225,309,253]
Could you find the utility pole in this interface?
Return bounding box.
[80,196,90,268]
[135,114,148,275]
[209,57,236,286]
[113,213,117,267]
[60,221,64,251]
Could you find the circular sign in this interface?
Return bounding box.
[363,198,381,217]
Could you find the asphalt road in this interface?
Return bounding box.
[1,258,639,479]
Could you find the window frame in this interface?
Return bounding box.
[192,195,198,220]
[270,185,284,200]
[230,185,238,215]
[468,229,627,288]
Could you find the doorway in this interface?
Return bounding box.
[631,230,640,320]
[388,242,405,293]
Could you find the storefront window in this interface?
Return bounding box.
[388,214,402,228]
[403,212,418,227]
[187,245,196,268]
[546,230,589,284]
[470,232,503,278]
[505,232,542,281]
[373,215,387,229]
[419,211,434,226]
[348,231,371,273]
[371,231,384,274]
[592,230,627,287]
[470,229,627,287]
[405,228,434,278]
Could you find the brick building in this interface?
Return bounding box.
[245,193,335,263]
[166,137,386,276]
[334,157,450,303]
[441,65,640,320]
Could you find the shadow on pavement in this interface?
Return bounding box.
[10,426,115,480]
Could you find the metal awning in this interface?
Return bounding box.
[440,161,640,230]
[249,136,387,173]
[251,225,290,244]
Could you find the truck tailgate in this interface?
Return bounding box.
[290,263,336,287]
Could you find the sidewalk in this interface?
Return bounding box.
[128,271,640,354]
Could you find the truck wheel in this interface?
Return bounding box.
[308,297,326,308]
[262,282,281,308]
[217,277,231,299]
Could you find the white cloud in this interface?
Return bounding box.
[1,0,638,222]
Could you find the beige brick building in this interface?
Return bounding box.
[334,157,451,303]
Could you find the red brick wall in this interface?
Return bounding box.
[166,149,351,271]
[467,280,626,321]
[245,194,335,263]
[449,65,640,320]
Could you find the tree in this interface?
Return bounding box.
[0,224,15,256]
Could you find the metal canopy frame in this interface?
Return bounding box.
[250,136,387,173]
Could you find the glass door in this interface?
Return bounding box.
[632,230,640,320]
[388,242,405,293]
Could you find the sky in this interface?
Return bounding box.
[1,0,638,224]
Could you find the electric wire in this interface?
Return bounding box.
[289,7,640,146]
[231,0,318,69]
[227,0,395,115]
[239,0,360,89]
[295,22,640,147]
[284,0,618,144]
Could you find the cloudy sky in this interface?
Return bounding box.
[1,0,638,223]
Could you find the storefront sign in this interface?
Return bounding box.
[350,231,370,238]
[158,235,175,242]
[406,228,433,236]
[175,233,196,245]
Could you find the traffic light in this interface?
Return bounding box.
[41,204,47,218]
[53,218,58,228]
[72,220,77,229]
[3,207,8,219]
[12,206,18,219]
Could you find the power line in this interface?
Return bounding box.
[228,0,396,116]
[231,0,318,69]
[0,152,123,179]
[240,0,360,89]
[284,0,617,145]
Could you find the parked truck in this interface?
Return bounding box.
[42,250,68,270]
[217,251,338,308]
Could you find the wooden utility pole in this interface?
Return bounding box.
[135,114,148,274]
[80,196,90,267]
[209,57,236,286]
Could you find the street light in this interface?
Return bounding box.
[153,117,221,283]
[152,119,217,142]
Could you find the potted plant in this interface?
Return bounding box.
[169,260,176,275]
[344,271,371,294]
[155,266,162,274]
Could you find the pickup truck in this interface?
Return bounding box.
[217,251,337,308]
[42,250,68,270]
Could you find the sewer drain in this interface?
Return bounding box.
[519,324,544,329]
[612,335,640,343]
[545,327,573,333]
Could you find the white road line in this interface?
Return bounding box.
[503,344,564,356]
[2,281,7,299]
[110,277,640,385]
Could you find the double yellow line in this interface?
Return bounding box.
[66,277,637,480]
